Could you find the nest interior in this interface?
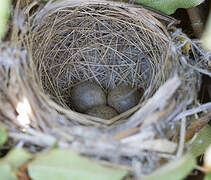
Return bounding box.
[31,1,175,116]
[0,0,205,178]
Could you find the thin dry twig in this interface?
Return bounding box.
[186,113,211,141]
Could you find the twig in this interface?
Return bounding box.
[174,102,211,121]
[186,113,211,141]
[176,117,186,158]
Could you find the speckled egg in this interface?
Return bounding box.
[71,81,106,112]
[107,85,142,113]
[85,105,118,119]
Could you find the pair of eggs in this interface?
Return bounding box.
[71,81,142,119]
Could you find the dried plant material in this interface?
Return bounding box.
[113,127,140,140]
[142,139,177,153]
[120,129,155,144]
[124,139,177,153]
[0,0,207,178]
[186,113,211,142]
[175,102,211,121]
[26,0,199,129]
[176,117,186,158]
[32,0,168,110]
[141,101,175,129]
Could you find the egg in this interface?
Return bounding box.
[107,85,142,113]
[71,81,106,112]
[85,105,118,119]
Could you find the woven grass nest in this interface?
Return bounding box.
[0,0,207,178]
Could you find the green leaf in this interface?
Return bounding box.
[28,149,128,180]
[202,12,211,51]
[0,148,33,170]
[0,148,32,180]
[0,0,11,39]
[0,125,8,146]
[0,164,17,180]
[141,154,196,180]
[188,125,211,158]
[135,0,205,15]
[205,173,211,180]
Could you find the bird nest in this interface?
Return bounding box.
[0,0,205,178]
[32,1,169,111]
[30,0,192,124]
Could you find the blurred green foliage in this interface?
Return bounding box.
[0,0,11,40]
[189,125,211,158]
[205,173,211,180]
[141,154,196,180]
[0,148,33,180]
[28,149,128,180]
[135,0,205,14]
[0,125,8,147]
[202,11,211,51]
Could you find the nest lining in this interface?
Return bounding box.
[32,1,172,114]
[0,0,208,178]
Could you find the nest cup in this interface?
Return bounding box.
[31,0,179,123]
[0,0,202,177]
